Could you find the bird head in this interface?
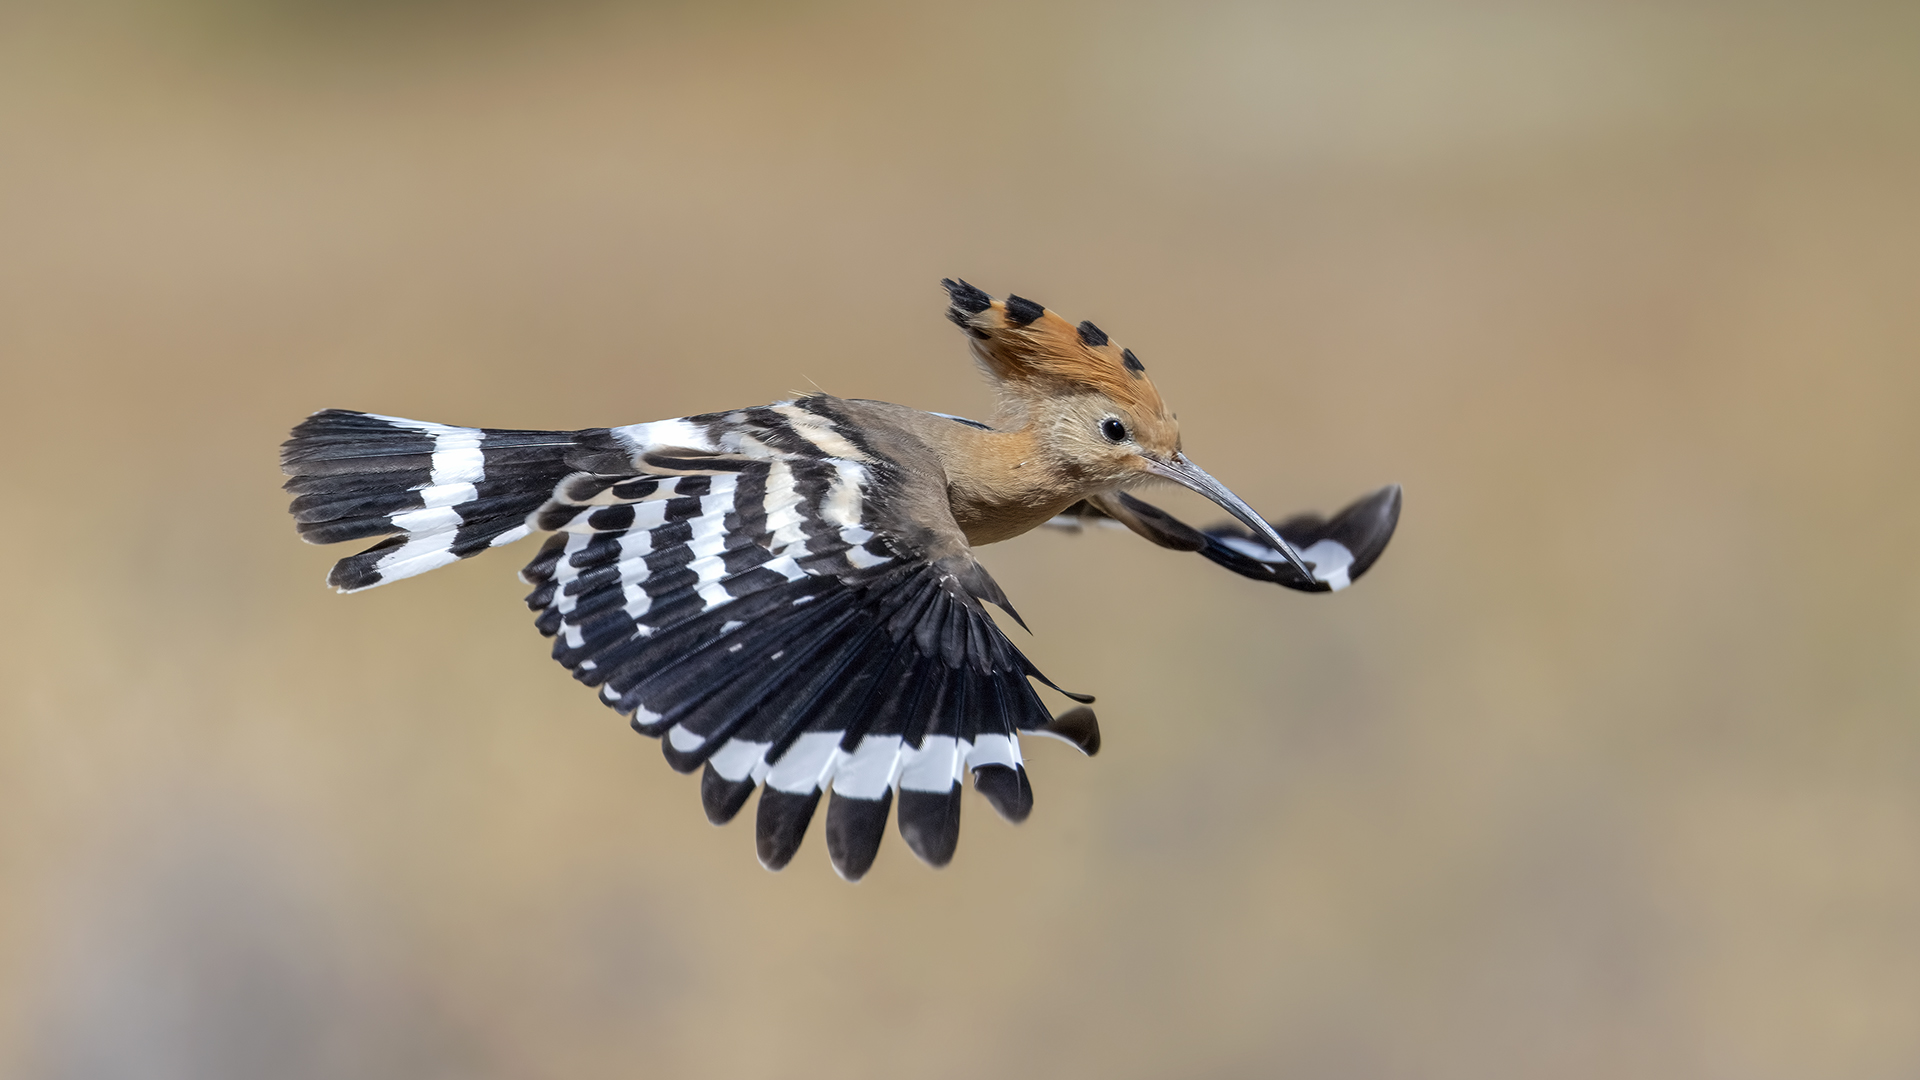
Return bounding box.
[940,278,1318,582]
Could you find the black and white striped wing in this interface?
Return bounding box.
[520,403,1092,879]
[1197,484,1401,591]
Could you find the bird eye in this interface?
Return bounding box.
[1100,418,1128,443]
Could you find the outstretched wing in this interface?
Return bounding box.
[1046,485,1402,593]
[519,397,1094,879]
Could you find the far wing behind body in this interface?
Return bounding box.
[1047,485,1402,593]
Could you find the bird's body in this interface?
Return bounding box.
[282,281,1400,879]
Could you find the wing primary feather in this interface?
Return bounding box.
[748,621,890,767]
[660,612,879,774]
[817,636,912,752]
[755,788,823,870]
[701,764,759,826]
[825,787,893,881]
[881,584,939,645]
[519,533,570,589]
[1036,705,1101,756]
[897,656,948,750]
[617,590,863,735]
[972,764,1033,823]
[897,783,962,868]
[828,639,924,745]
[1017,652,1096,705]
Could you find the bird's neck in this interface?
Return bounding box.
[914,421,1094,546]
[831,398,1106,547]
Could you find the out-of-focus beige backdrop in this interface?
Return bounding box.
[3,1,1917,1077]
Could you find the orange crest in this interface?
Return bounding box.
[941,279,1169,418]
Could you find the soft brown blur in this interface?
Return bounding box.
[3,1,1918,1076]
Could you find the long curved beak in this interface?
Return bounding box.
[1141,452,1318,584]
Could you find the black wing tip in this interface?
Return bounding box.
[1016,654,1096,705]
[701,764,758,825]
[825,788,893,882]
[1051,684,1097,705]
[1311,482,1401,586]
[629,710,672,738]
[898,784,963,868]
[1351,483,1402,565]
[972,764,1034,823]
[1203,482,1403,592]
[756,788,823,871]
[660,737,707,775]
[1040,705,1101,756]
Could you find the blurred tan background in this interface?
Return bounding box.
[3,0,1918,1076]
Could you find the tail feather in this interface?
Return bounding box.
[292,490,553,541]
[283,456,577,496]
[281,409,605,593]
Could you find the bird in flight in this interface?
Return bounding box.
[281,280,1400,879]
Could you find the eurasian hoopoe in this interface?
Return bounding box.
[281,280,1400,879]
